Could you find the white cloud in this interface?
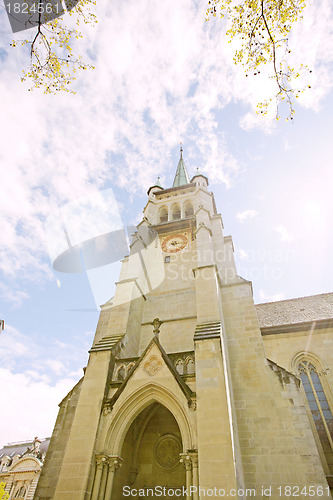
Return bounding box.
[0,0,239,287]
[0,324,90,379]
[237,249,249,260]
[43,359,67,375]
[275,225,295,242]
[288,0,333,110]
[259,290,286,303]
[238,0,333,128]
[0,283,30,309]
[236,210,258,223]
[0,0,332,290]
[0,323,89,443]
[24,370,51,384]
[0,325,34,369]
[53,340,67,349]
[239,110,277,133]
[0,368,77,445]
[283,137,293,151]
[0,0,332,448]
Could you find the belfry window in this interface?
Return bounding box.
[159,206,168,223]
[184,201,194,218]
[171,204,181,221]
[298,360,333,474]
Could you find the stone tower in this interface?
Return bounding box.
[35,149,332,499]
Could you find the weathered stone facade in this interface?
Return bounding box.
[34,155,333,499]
[0,437,50,499]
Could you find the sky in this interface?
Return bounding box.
[0,0,332,446]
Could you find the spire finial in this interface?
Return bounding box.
[154,176,162,187]
[173,143,189,188]
[151,318,163,338]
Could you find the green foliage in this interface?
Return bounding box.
[11,0,96,93]
[207,0,311,119]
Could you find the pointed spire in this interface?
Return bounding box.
[155,176,162,188]
[172,143,190,188]
[147,175,164,195]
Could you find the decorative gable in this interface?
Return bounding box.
[103,338,195,415]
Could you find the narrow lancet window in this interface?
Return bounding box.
[298,360,333,474]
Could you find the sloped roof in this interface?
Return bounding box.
[107,336,194,409]
[0,438,50,458]
[256,292,333,328]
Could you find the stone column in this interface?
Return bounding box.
[98,460,108,500]
[91,455,107,500]
[180,453,192,500]
[189,452,199,500]
[104,456,122,499]
[181,203,185,220]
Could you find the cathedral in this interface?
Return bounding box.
[35,150,333,499]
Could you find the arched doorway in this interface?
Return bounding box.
[111,403,185,498]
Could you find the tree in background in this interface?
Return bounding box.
[207,0,311,119]
[9,0,96,93]
[9,0,310,108]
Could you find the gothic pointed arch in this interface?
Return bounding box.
[292,351,333,476]
[105,382,194,456]
[110,401,186,498]
[291,351,329,375]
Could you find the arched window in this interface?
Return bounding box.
[297,358,333,475]
[159,206,168,223]
[127,363,135,374]
[184,201,194,218]
[186,358,195,375]
[117,365,126,381]
[171,204,181,221]
[175,359,184,375]
[14,486,26,498]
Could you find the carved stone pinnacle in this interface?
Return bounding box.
[151,318,163,337]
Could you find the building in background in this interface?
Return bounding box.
[0,437,50,499]
[35,150,333,499]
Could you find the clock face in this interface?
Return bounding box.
[161,233,188,253]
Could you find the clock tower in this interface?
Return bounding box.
[35,149,332,500]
